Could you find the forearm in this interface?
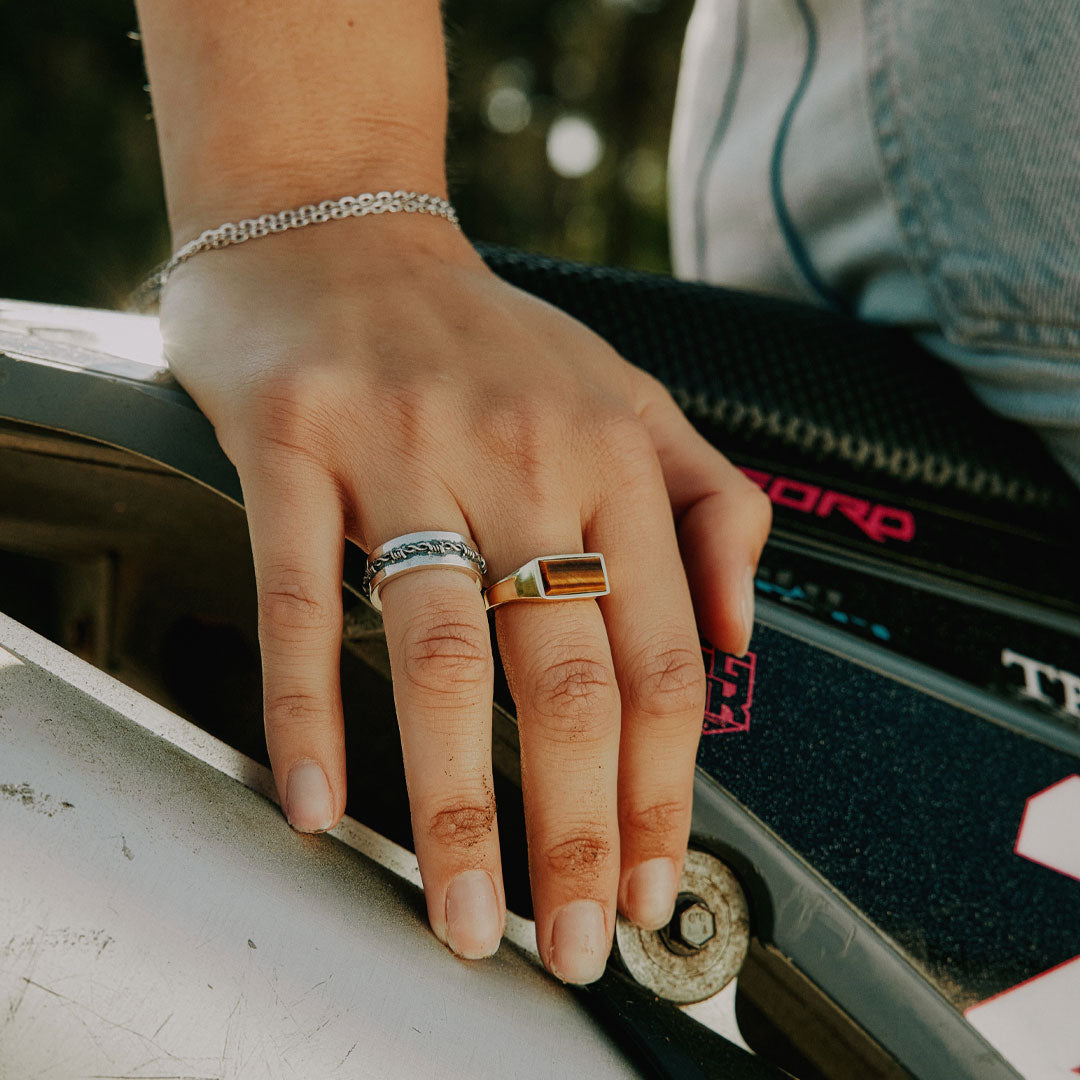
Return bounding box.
[134,0,449,242]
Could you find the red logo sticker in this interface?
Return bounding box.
[740,467,916,544]
[701,645,756,735]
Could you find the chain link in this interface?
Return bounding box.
[137,189,459,304]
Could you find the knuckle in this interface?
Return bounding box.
[544,832,613,882]
[259,568,338,641]
[587,411,664,511]
[482,397,553,455]
[526,649,619,736]
[371,378,443,460]
[633,367,677,404]
[627,638,706,724]
[400,605,493,696]
[477,397,565,499]
[427,797,497,850]
[743,479,774,535]
[593,408,653,468]
[624,799,688,841]
[249,373,345,461]
[264,690,329,734]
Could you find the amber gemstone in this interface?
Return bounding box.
[539,556,607,596]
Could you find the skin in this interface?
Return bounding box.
[134,0,771,983]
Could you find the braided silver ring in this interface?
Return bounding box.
[364,530,487,612]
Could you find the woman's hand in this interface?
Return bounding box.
[160,216,771,983]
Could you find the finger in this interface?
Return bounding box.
[494,530,622,985]
[243,458,347,834]
[373,515,505,961]
[637,382,772,654]
[585,443,704,931]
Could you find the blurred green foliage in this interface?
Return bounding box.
[0,1,166,307]
[0,0,690,308]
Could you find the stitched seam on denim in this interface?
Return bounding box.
[694,0,749,279]
[769,0,850,314]
[944,318,1080,354]
[932,325,1080,363]
[864,0,1080,353]
[867,0,1003,335]
[864,0,940,310]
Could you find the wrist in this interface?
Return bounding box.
[135,0,450,246]
[155,189,465,291]
[165,132,449,249]
[159,202,485,306]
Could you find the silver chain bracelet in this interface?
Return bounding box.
[135,189,459,306]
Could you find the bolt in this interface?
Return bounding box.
[677,902,716,949]
[660,895,718,955]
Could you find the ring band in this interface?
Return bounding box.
[364,530,487,612]
[483,553,609,611]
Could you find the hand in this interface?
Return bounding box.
[159,217,771,983]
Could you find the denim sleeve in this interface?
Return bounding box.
[864,0,1080,483]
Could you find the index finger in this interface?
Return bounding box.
[242,455,347,833]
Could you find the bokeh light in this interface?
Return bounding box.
[620,146,666,207]
[546,115,604,179]
[485,86,532,134]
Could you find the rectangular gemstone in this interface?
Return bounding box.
[539,555,607,597]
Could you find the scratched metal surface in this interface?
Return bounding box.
[0,297,167,380]
[0,612,639,1079]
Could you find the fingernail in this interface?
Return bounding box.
[739,566,756,655]
[445,870,502,960]
[549,900,608,984]
[625,858,678,930]
[285,760,334,833]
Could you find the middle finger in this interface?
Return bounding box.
[493,529,622,985]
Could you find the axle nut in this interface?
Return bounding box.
[614,849,749,1004]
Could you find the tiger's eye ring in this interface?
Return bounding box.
[483,553,609,611]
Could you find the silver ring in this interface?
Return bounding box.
[483,553,609,611]
[364,530,487,612]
